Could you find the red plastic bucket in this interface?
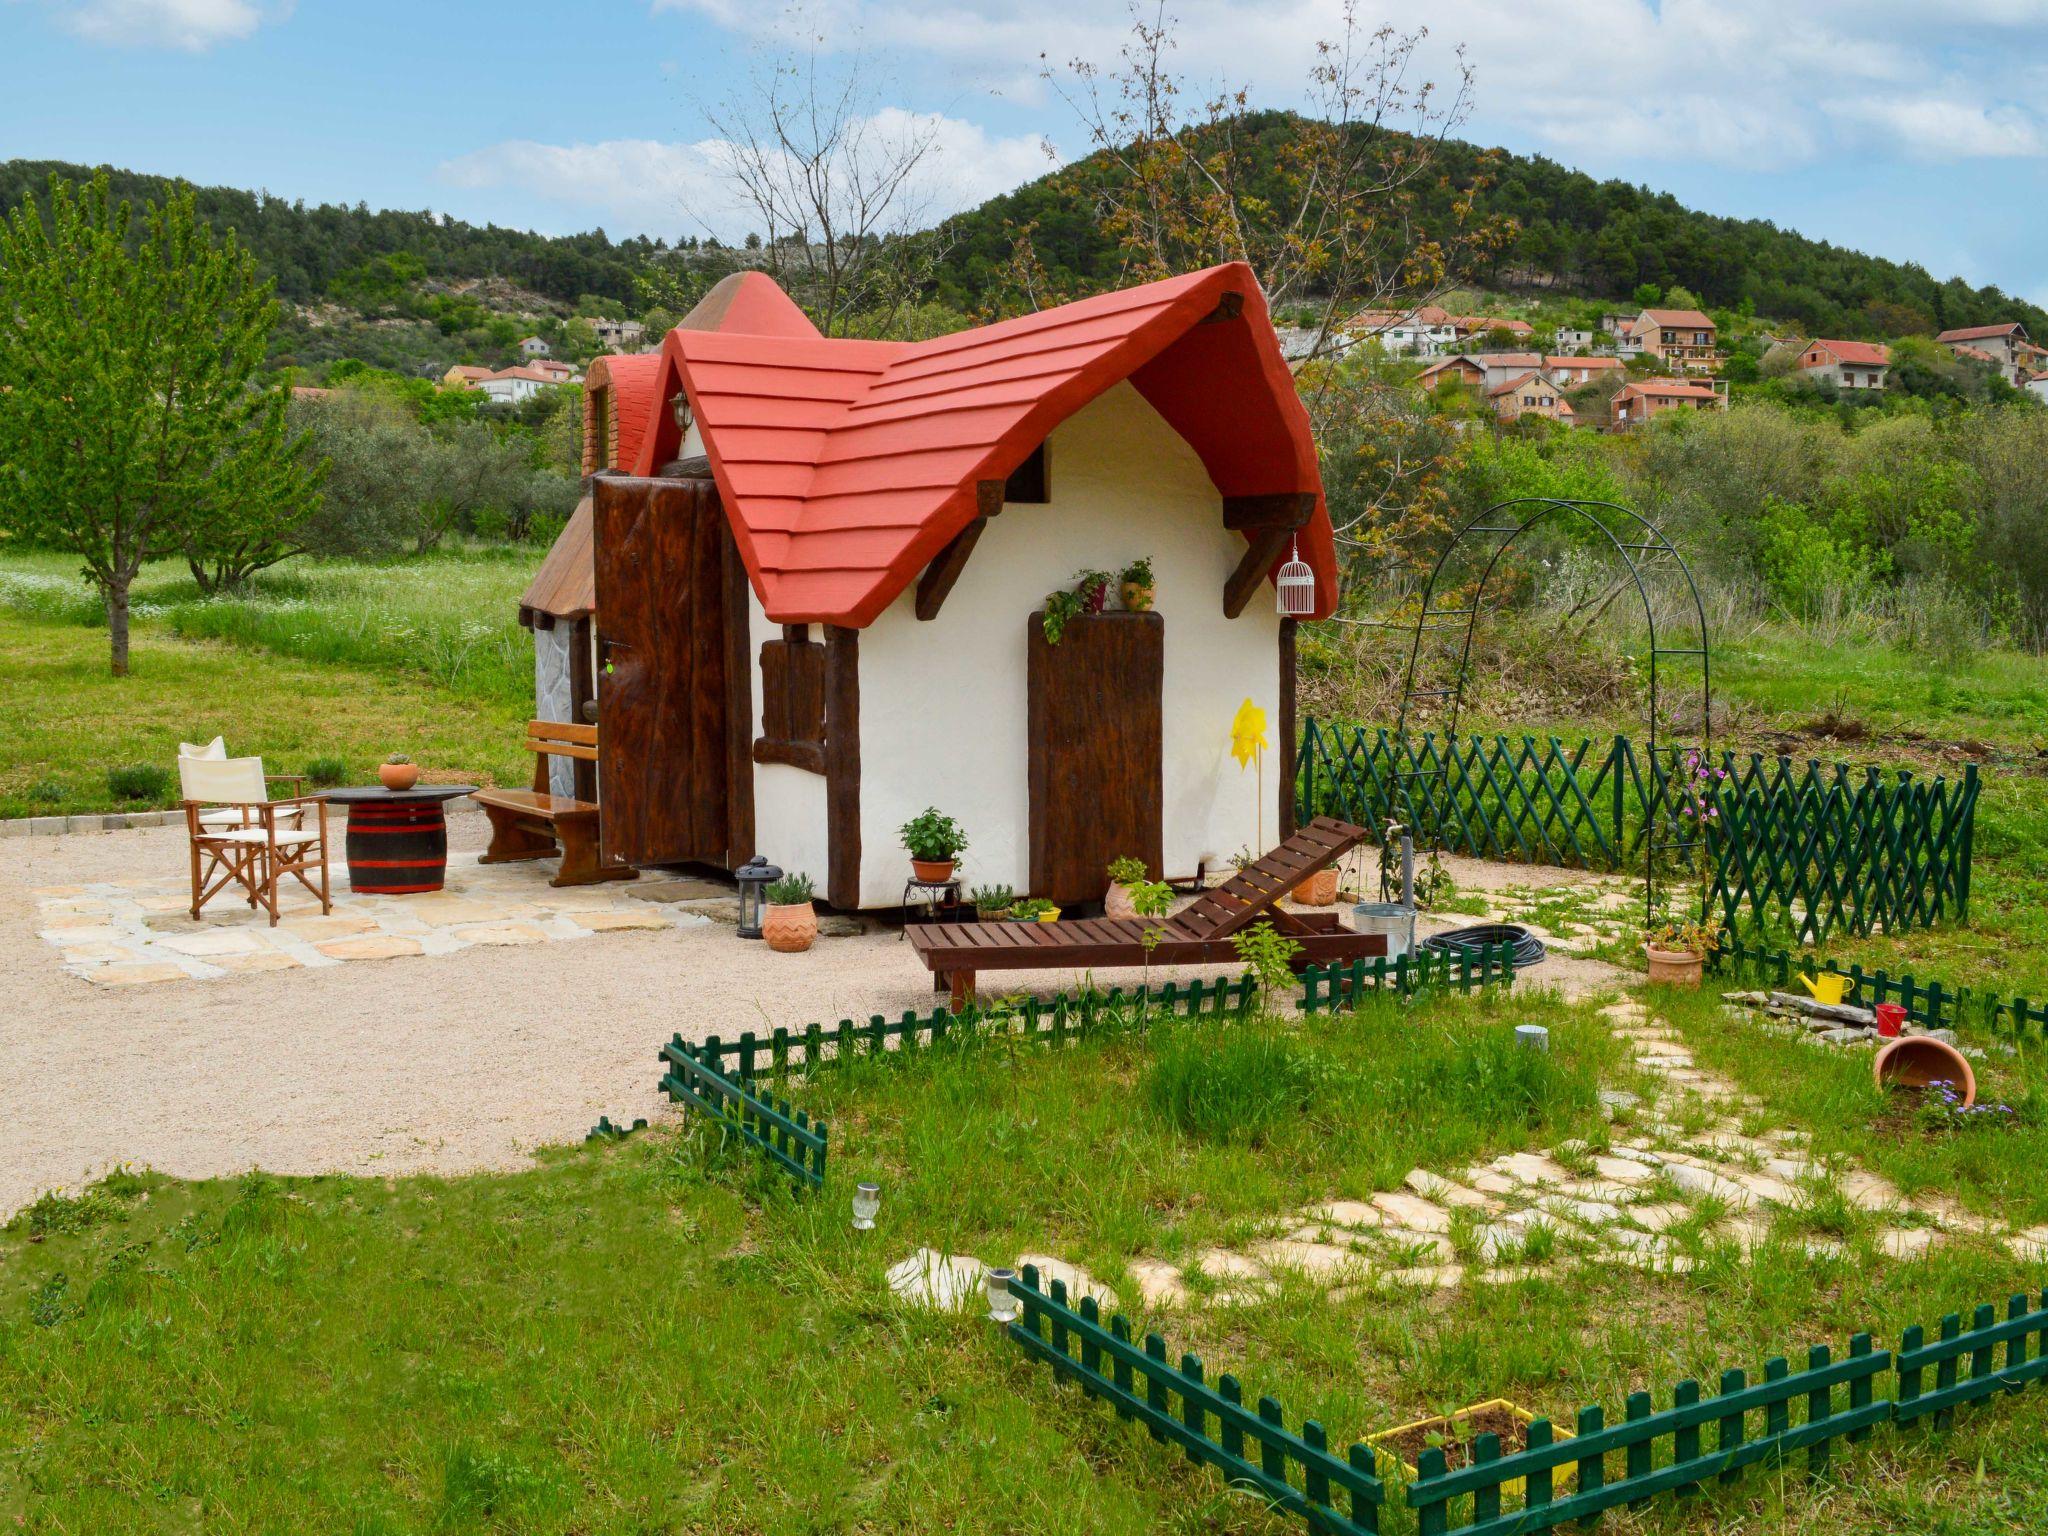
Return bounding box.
[1873,1002,1907,1038]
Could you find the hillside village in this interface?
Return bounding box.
[1330,300,2048,431]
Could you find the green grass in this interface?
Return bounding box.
[7,997,2048,1534]
[0,607,528,818]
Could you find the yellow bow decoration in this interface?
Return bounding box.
[1230,698,1269,769]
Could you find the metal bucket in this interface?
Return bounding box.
[1351,901,1416,961]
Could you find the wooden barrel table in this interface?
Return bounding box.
[321,785,478,895]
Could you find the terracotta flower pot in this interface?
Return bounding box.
[1874,1035,1976,1106]
[911,859,956,884]
[379,762,420,791]
[1644,944,1703,987]
[1105,883,1137,918]
[1292,867,1339,906]
[762,901,817,953]
[1120,579,1155,612]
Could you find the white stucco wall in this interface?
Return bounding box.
[851,381,1282,908]
[744,589,832,890]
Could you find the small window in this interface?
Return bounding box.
[1003,442,1049,504]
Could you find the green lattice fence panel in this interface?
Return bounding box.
[1406,1336,1891,1536]
[1299,940,1517,1014]
[1897,1292,2048,1427]
[657,1039,828,1189]
[1007,1266,1386,1535]
[1295,721,1977,944]
[1708,938,2048,1038]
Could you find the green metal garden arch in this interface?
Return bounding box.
[1391,497,1713,922]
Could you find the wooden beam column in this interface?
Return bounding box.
[722,525,756,867]
[824,625,861,911]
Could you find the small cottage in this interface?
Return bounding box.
[521,263,1337,909]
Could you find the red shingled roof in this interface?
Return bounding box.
[585,352,664,474]
[1938,322,2024,343]
[1802,339,1891,367]
[631,264,1336,626]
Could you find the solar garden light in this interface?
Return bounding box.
[734,856,782,940]
[1516,1023,1551,1051]
[984,1267,1021,1324]
[851,1182,881,1230]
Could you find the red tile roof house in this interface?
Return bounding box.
[1794,339,1891,390]
[1488,370,1576,424]
[1938,322,2032,385]
[517,265,1337,911]
[1618,309,1720,374]
[1610,377,1727,430]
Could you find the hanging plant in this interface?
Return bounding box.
[1042,589,1083,644]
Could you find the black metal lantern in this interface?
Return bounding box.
[735,856,781,939]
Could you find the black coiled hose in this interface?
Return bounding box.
[1422,922,1547,969]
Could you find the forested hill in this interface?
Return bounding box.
[928,112,2047,341]
[7,126,2043,343]
[0,159,656,308]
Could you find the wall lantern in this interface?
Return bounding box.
[671,392,693,435]
[734,855,782,939]
[1275,534,1316,616]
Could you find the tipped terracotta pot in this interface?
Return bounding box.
[1292,867,1339,906]
[910,859,956,884]
[1644,944,1703,987]
[762,901,818,954]
[379,762,420,791]
[1874,1035,1976,1106]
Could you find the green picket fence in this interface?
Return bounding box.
[657,1037,828,1189]
[1295,721,1979,945]
[1007,1282,2048,1536]
[1298,941,1518,1014]
[1710,936,2048,1039]
[1007,1265,1388,1535]
[680,974,1259,1085]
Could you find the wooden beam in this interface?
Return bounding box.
[1222,492,1316,531]
[824,626,861,910]
[914,515,989,621]
[752,739,826,775]
[722,504,756,869]
[1224,528,1290,619]
[976,478,1007,519]
[656,454,712,478]
[568,616,597,802]
[1278,617,1297,840]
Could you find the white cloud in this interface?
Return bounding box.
[438,112,1054,242]
[653,0,2048,171]
[42,0,277,50]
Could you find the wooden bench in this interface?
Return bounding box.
[908,817,1384,1008]
[472,720,635,888]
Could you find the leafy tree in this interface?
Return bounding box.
[0,170,317,673]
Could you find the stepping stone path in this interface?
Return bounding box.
[1086,997,2040,1309]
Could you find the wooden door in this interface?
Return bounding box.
[1029,611,1164,904]
[593,477,752,870]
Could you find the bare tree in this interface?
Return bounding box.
[702,45,951,336]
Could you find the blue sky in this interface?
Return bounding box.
[4,0,2046,305]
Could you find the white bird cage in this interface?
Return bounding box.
[1275,535,1316,616]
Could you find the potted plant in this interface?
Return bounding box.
[1041,589,1082,644]
[900,807,968,883]
[1292,863,1339,906]
[1642,914,1720,987]
[970,884,1015,921]
[761,872,818,953]
[1368,1400,1576,1497]
[1007,896,1061,923]
[379,754,419,791]
[1105,855,1149,918]
[1073,568,1113,614]
[1119,557,1155,612]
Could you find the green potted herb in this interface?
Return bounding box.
[969,883,1015,921]
[762,871,817,953]
[900,807,969,883]
[1074,568,1113,614]
[1006,896,1061,923]
[1105,854,1149,918]
[1119,557,1155,612]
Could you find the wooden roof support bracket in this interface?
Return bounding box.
[1222,492,1316,531]
[915,480,1006,621]
[1224,527,1291,618]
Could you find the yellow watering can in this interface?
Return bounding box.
[1800,971,1849,1006]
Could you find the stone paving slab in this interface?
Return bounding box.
[30,853,716,986]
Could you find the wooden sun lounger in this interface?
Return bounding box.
[908,817,1385,1007]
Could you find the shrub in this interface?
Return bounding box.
[27,778,64,802]
[304,756,348,787]
[105,764,171,802]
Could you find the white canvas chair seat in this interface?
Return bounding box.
[178,753,331,926]
[179,737,305,829]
